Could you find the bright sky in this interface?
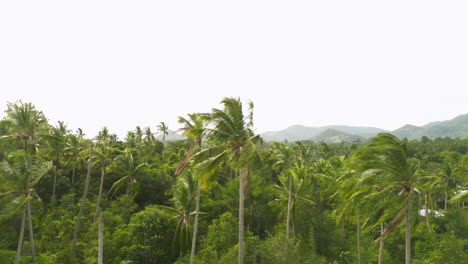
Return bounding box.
[1,1,467,138]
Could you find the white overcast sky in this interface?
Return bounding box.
[1,1,467,138]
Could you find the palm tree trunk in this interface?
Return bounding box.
[356,207,362,264]
[425,194,429,227]
[94,166,106,223]
[26,199,36,262]
[405,199,411,264]
[15,208,26,264]
[238,169,246,264]
[190,182,201,264]
[378,222,384,264]
[444,191,448,211]
[71,166,76,185]
[292,207,296,239]
[52,154,59,198]
[70,143,93,262]
[98,211,104,264]
[286,175,292,239]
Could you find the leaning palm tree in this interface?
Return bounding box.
[194,97,261,264]
[351,133,419,264]
[176,112,208,264]
[70,143,94,262]
[0,152,52,264]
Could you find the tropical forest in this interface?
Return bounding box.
[0,98,467,264]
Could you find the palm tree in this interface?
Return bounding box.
[155,174,197,258]
[157,122,169,163]
[93,127,114,223]
[70,143,94,262]
[63,129,85,185]
[334,169,373,264]
[194,98,261,264]
[269,142,294,239]
[157,122,169,142]
[176,112,207,264]
[0,152,52,264]
[109,149,147,196]
[46,121,69,198]
[273,163,313,239]
[0,101,47,262]
[142,127,156,162]
[351,133,419,264]
[436,161,464,211]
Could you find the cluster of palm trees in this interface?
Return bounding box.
[0,101,172,263]
[1,99,466,264]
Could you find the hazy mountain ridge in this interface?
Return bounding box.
[261,114,468,142]
[155,129,186,141]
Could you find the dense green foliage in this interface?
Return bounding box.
[0,100,467,264]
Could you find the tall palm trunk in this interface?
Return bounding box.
[286,175,292,239]
[378,222,384,264]
[52,154,59,198]
[94,166,106,223]
[98,211,104,264]
[15,208,26,264]
[356,207,362,264]
[238,169,246,264]
[71,166,76,185]
[425,194,429,227]
[70,144,93,261]
[26,199,36,262]
[189,182,201,264]
[405,199,411,264]
[292,207,296,239]
[444,191,448,211]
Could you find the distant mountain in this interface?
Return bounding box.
[261,114,468,142]
[261,125,385,142]
[155,130,186,141]
[313,129,365,143]
[392,114,468,140]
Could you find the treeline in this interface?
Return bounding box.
[0,99,467,264]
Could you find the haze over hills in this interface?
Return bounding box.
[261,114,468,143]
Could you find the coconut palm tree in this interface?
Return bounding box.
[273,163,313,239]
[157,122,169,142]
[194,97,261,264]
[109,149,147,196]
[45,121,69,198]
[351,133,419,264]
[155,173,197,258]
[93,127,114,222]
[0,101,48,262]
[176,112,208,264]
[333,169,374,264]
[63,129,85,185]
[0,152,52,264]
[70,143,94,262]
[436,161,465,211]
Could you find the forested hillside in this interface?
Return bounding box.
[0,99,467,264]
[262,114,468,142]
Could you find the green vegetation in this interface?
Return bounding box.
[0,99,467,264]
